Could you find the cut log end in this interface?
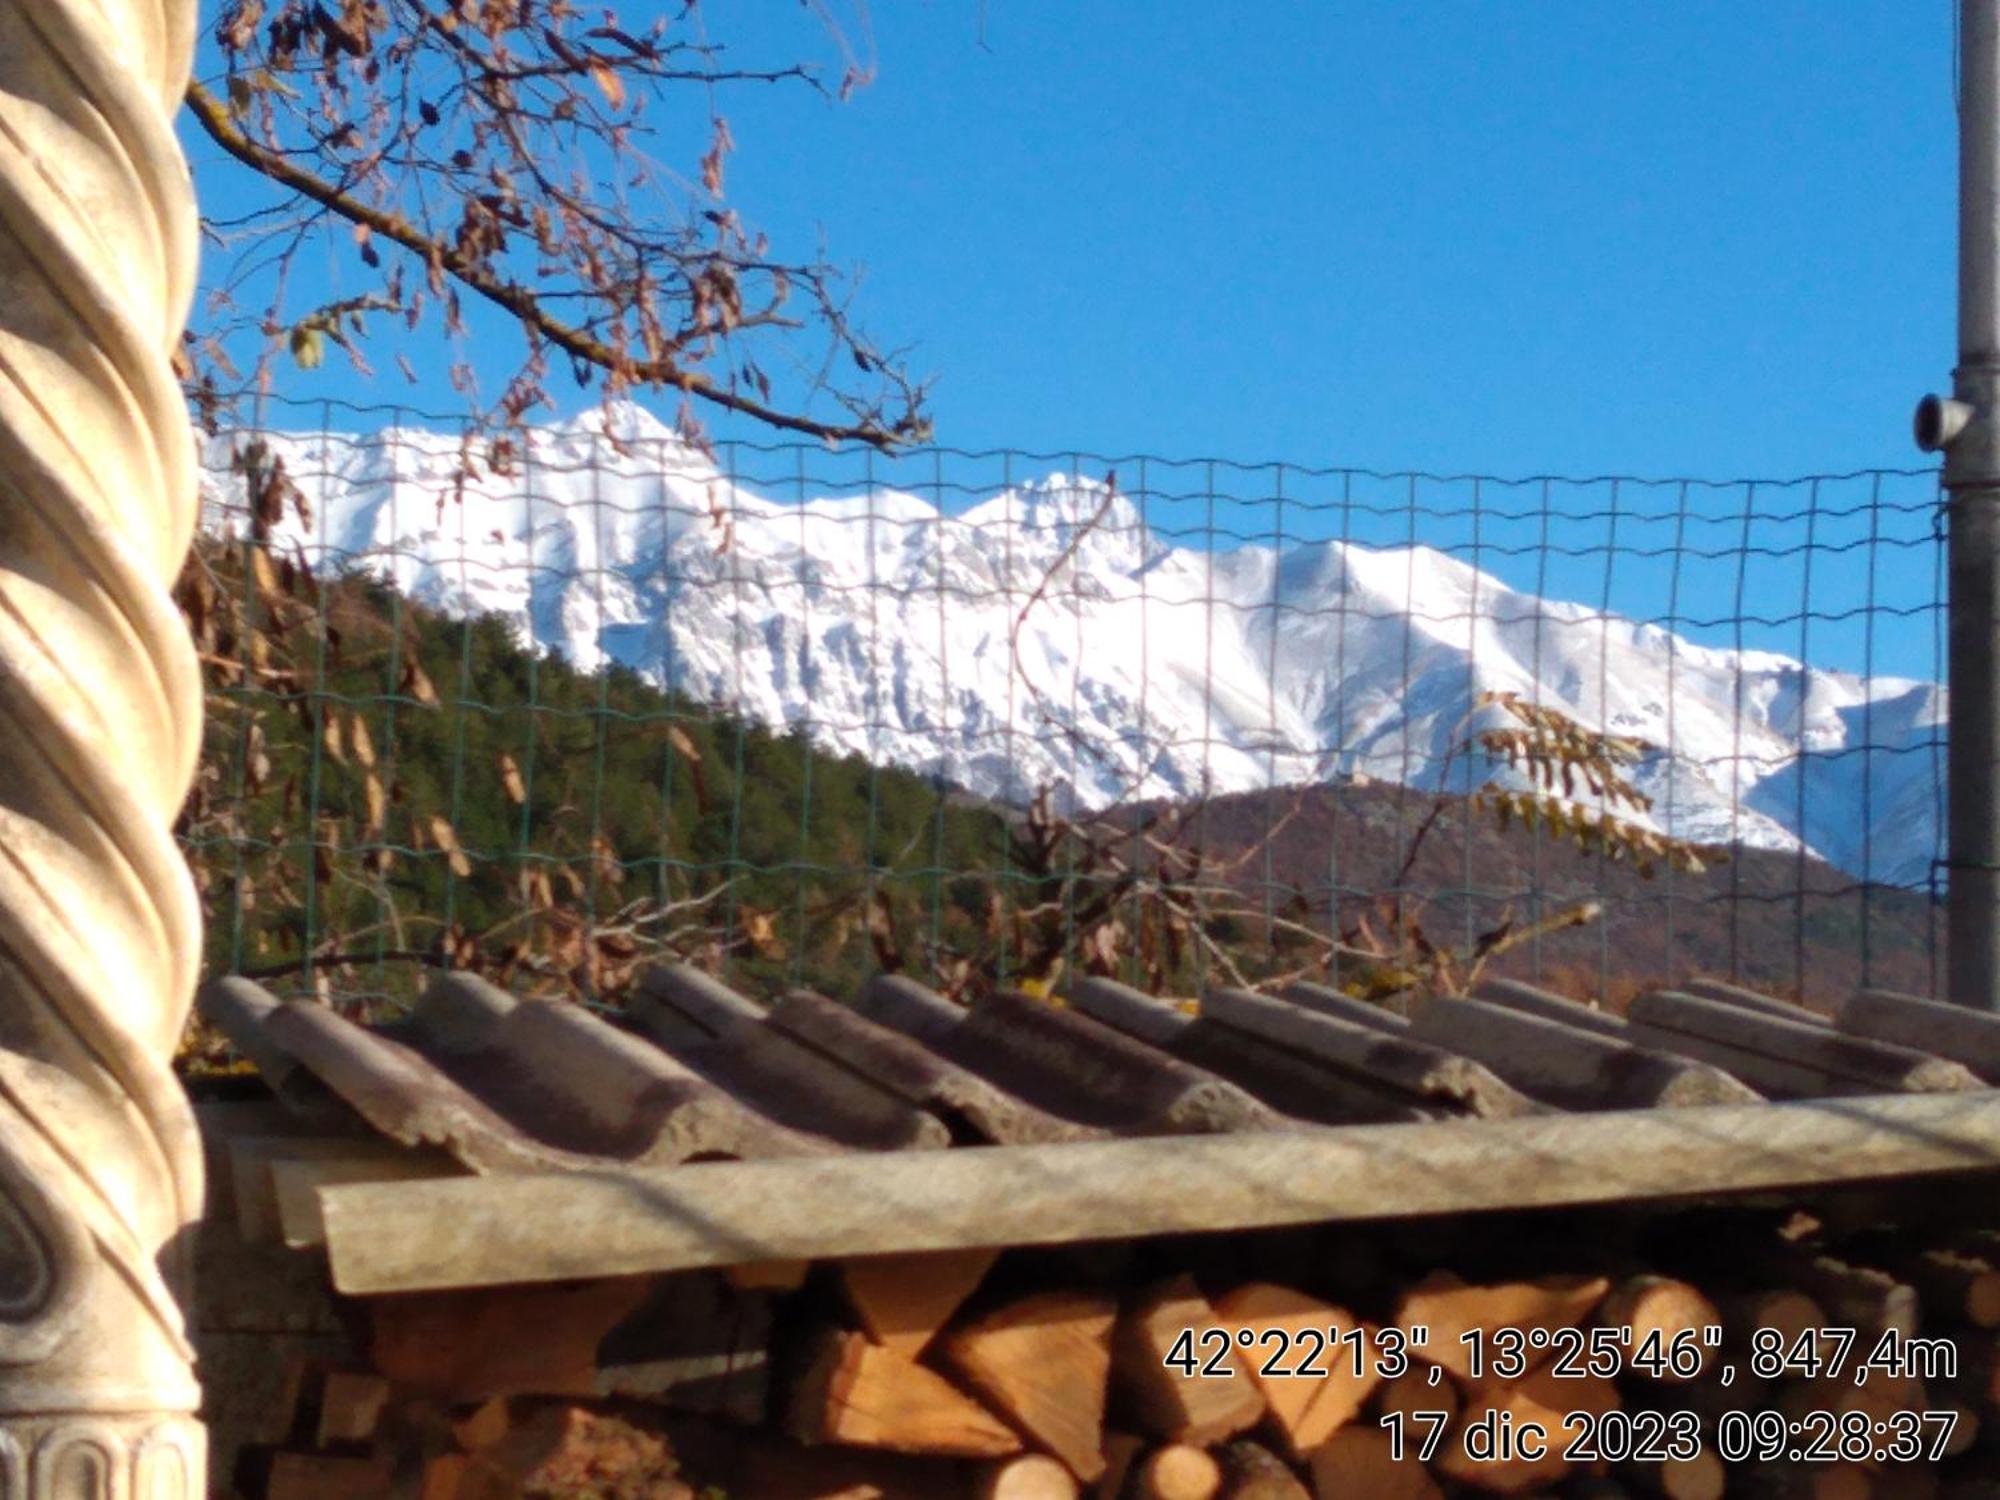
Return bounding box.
[1626,1449,1725,1500]
[1212,1282,1375,1455]
[983,1454,1082,1500]
[942,1289,1117,1482]
[1599,1276,1722,1382]
[842,1247,999,1359]
[791,1329,1021,1458]
[1116,1275,1266,1447]
[1136,1444,1223,1500]
[1395,1270,1612,1383]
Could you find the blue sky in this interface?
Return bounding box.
[712,1,1952,478]
[184,2,1955,679]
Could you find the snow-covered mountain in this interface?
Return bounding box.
[199,407,1946,887]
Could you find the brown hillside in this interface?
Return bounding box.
[1114,778,1938,1011]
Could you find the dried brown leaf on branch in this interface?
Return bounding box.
[498,752,527,806]
[1469,690,1715,877]
[429,815,472,879]
[400,658,440,707]
[184,1,929,449]
[362,771,388,834]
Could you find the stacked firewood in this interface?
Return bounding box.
[240,1212,2000,1500]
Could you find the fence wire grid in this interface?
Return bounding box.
[181,396,1947,1017]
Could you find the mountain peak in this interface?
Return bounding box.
[199,423,1944,889]
[544,399,693,452]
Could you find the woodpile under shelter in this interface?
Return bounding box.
[193,964,2000,1498]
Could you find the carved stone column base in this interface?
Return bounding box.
[0,1413,203,1500]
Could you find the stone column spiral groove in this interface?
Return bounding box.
[0,0,206,1494]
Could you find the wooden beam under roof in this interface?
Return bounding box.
[320,1088,2000,1294]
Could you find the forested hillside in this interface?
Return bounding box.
[175,540,1938,1019]
[176,542,1009,1008]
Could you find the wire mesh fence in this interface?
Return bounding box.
[179,397,1947,1020]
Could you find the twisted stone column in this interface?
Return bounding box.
[0,0,207,1494]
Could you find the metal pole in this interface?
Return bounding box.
[1919,0,2000,1009]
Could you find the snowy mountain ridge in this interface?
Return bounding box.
[199,406,1946,887]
